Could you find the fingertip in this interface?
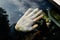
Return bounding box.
[34,8,39,11]
[33,14,44,21]
[24,8,33,16]
[32,24,38,29]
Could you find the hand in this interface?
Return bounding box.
[15,8,44,32]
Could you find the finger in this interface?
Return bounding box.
[32,24,38,29]
[24,8,33,16]
[33,14,44,22]
[31,10,42,19]
[27,8,39,17]
[15,24,20,31]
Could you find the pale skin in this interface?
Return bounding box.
[15,8,49,32]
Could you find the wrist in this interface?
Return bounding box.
[15,25,33,32]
